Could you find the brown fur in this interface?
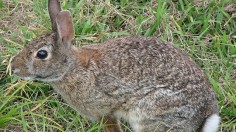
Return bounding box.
[72,47,102,68]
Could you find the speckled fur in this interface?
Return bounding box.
[11,0,219,132]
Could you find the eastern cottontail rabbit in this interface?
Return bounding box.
[11,0,220,131]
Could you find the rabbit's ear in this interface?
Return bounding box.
[48,0,61,32]
[56,11,75,43]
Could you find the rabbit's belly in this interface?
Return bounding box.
[114,108,197,132]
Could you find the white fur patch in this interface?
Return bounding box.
[202,114,220,132]
[114,109,143,132]
[127,111,142,132]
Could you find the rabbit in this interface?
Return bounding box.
[11,0,220,132]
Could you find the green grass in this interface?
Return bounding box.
[0,0,236,131]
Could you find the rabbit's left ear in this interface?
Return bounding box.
[48,0,61,32]
[56,11,75,44]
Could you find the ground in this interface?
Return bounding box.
[0,0,236,131]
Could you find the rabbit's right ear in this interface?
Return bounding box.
[48,0,61,32]
[55,11,75,45]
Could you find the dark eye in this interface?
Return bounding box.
[37,50,48,59]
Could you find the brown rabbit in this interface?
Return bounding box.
[11,0,220,131]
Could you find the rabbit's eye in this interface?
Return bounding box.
[37,50,48,59]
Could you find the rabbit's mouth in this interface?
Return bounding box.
[35,74,55,82]
[21,76,35,81]
[35,74,53,80]
[34,72,65,82]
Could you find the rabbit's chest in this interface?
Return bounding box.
[51,82,118,119]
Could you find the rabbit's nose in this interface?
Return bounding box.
[13,69,20,74]
[11,65,20,74]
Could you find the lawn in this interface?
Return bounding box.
[0,0,236,131]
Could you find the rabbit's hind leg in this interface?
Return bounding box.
[102,115,123,132]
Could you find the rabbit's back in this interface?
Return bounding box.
[91,36,218,130]
[97,36,216,99]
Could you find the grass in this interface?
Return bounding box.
[0,0,236,131]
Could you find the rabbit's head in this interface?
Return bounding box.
[11,0,75,82]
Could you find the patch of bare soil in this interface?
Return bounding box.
[224,2,236,12]
[1,125,24,132]
[193,0,236,19]
[193,0,211,7]
[0,42,6,53]
[224,2,236,21]
[0,0,37,49]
